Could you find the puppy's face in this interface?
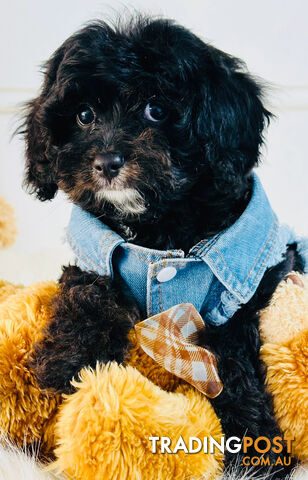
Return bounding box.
[22,18,270,223]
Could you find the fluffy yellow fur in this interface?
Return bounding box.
[0,280,23,302]
[0,197,17,248]
[0,281,61,454]
[261,332,308,459]
[259,273,308,344]
[51,363,223,480]
[260,273,308,460]
[0,280,223,479]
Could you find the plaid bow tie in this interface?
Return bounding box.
[135,303,223,398]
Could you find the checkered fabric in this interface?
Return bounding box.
[135,303,223,398]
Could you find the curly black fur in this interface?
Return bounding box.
[20,15,303,478]
[19,16,271,250]
[29,266,140,394]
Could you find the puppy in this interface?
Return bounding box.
[20,16,304,477]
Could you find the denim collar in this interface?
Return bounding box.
[67,173,296,304]
[188,173,278,302]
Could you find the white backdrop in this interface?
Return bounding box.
[0,0,307,284]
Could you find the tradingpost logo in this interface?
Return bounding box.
[149,435,293,467]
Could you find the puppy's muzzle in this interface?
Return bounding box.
[93,153,125,178]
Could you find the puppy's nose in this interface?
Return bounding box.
[93,153,125,178]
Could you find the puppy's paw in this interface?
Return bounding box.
[29,269,139,394]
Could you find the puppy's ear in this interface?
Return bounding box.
[21,47,66,201]
[196,51,271,197]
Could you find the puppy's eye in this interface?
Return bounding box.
[77,106,95,126]
[144,103,167,122]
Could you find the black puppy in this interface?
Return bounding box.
[20,17,303,477]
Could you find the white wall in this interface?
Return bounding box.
[0,0,307,284]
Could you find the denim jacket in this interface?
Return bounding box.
[67,174,307,325]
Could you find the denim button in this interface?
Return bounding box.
[157,266,177,282]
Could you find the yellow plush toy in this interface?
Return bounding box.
[0,196,17,249]
[260,272,308,461]
[0,275,307,479]
[0,281,223,480]
[0,281,62,455]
